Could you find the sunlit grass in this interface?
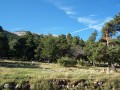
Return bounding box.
[0,60,120,83]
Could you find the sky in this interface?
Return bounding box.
[0,0,120,40]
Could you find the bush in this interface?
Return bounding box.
[57,57,77,67]
[78,60,91,66]
[33,79,54,90]
[102,77,120,90]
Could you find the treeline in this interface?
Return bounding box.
[0,26,86,62]
[0,13,120,71]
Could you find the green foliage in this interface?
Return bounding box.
[0,27,9,58]
[102,77,120,90]
[0,26,4,32]
[72,36,80,46]
[106,44,120,64]
[41,35,58,62]
[102,13,120,39]
[57,34,70,58]
[0,61,39,68]
[70,45,85,60]
[57,57,77,67]
[79,39,85,48]
[24,32,36,60]
[33,80,54,90]
[93,43,108,63]
[5,31,19,42]
[85,31,98,64]
[34,43,43,60]
[78,60,91,66]
[102,20,116,38]
[67,33,72,45]
[0,12,120,68]
[34,35,44,60]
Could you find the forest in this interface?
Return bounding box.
[0,13,120,72]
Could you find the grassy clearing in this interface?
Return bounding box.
[0,60,120,89]
[0,60,119,81]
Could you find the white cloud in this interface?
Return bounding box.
[71,16,113,34]
[77,17,101,31]
[71,23,103,34]
[104,17,112,22]
[44,0,113,33]
[90,14,96,17]
[71,27,91,34]
[89,23,104,31]
[59,7,76,15]
[77,17,97,25]
[45,0,76,16]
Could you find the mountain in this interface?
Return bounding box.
[13,30,28,36]
[0,26,19,41]
[4,30,19,41]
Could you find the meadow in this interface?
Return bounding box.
[0,60,120,90]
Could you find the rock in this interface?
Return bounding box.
[30,85,34,90]
[94,81,98,89]
[98,81,103,86]
[4,83,11,89]
[15,84,21,89]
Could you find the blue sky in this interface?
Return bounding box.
[0,0,120,40]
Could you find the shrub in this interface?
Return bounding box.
[102,77,120,90]
[57,57,77,67]
[33,79,54,90]
[78,60,91,66]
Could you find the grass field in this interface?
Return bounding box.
[0,60,120,89]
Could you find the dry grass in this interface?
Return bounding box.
[0,60,120,83]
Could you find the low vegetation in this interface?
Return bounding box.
[0,13,120,71]
[57,57,77,67]
[0,60,120,90]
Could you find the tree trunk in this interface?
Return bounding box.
[92,61,96,67]
[106,33,117,72]
[111,63,116,71]
[110,59,117,72]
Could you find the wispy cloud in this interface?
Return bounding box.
[44,0,113,34]
[90,14,96,17]
[60,7,76,15]
[77,16,102,31]
[71,16,113,34]
[89,23,104,31]
[104,17,112,22]
[46,0,76,16]
[71,23,104,34]
[48,0,101,31]
[77,17,98,25]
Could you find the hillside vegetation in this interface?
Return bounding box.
[0,13,120,90]
[0,60,120,90]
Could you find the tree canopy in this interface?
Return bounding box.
[0,13,120,71]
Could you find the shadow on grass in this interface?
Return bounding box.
[96,64,120,68]
[0,61,40,68]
